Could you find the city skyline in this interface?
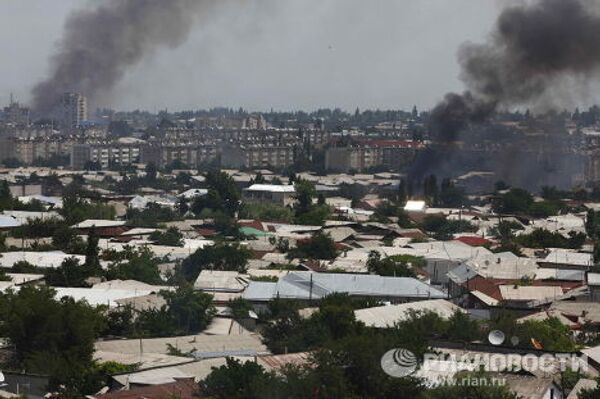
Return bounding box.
[0,1,503,112]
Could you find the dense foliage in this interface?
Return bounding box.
[179,242,252,281]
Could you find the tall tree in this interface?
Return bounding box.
[0,286,104,393]
[84,227,101,273]
[145,162,158,181]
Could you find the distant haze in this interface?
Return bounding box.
[0,1,525,112]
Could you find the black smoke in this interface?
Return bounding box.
[461,0,600,105]
[429,92,496,142]
[418,0,600,185]
[31,0,216,114]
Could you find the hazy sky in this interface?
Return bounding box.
[0,0,504,112]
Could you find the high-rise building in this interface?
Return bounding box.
[60,92,87,129]
[2,94,29,126]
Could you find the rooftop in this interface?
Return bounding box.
[243,271,446,302]
[244,184,296,193]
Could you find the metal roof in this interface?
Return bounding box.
[95,334,268,357]
[0,251,85,269]
[541,249,593,267]
[0,215,21,228]
[243,271,446,301]
[54,287,154,307]
[499,285,563,302]
[194,270,248,292]
[72,219,126,228]
[354,299,463,328]
[244,184,295,193]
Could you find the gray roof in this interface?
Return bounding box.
[447,264,479,284]
[243,271,446,302]
[0,215,21,228]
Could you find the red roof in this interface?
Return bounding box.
[97,379,201,399]
[463,276,583,301]
[455,236,492,247]
[195,228,218,236]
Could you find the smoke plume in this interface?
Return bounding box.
[430,0,600,140]
[31,0,215,114]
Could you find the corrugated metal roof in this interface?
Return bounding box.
[0,215,21,228]
[470,290,499,306]
[194,270,248,292]
[541,249,593,267]
[535,268,585,281]
[54,287,153,307]
[96,334,268,357]
[0,251,85,269]
[245,184,295,193]
[72,219,126,229]
[355,299,463,328]
[499,285,563,302]
[589,273,600,285]
[243,271,446,301]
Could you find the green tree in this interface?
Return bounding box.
[288,231,337,260]
[250,172,266,185]
[587,209,600,240]
[11,217,65,239]
[366,251,418,277]
[421,215,476,240]
[145,162,158,181]
[238,203,294,223]
[136,307,175,337]
[292,178,331,225]
[228,297,253,320]
[492,188,533,214]
[161,285,216,334]
[11,260,39,273]
[446,310,481,342]
[45,257,102,287]
[398,178,407,203]
[192,171,240,217]
[294,179,316,216]
[515,229,585,249]
[423,174,438,205]
[84,227,102,273]
[0,285,105,394]
[104,305,136,337]
[517,317,577,352]
[52,225,86,253]
[0,180,14,210]
[105,247,163,284]
[61,186,116,224]
[179,243,252,281]
[202,357,281,399]
[126,203,181,227]
[528,201,561,218]
[149,227,184,246]
[438,178,466,207]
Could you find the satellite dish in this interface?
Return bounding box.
[488,330,505,346]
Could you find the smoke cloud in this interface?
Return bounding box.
[430,0,600,140]
[31,0,216,114]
